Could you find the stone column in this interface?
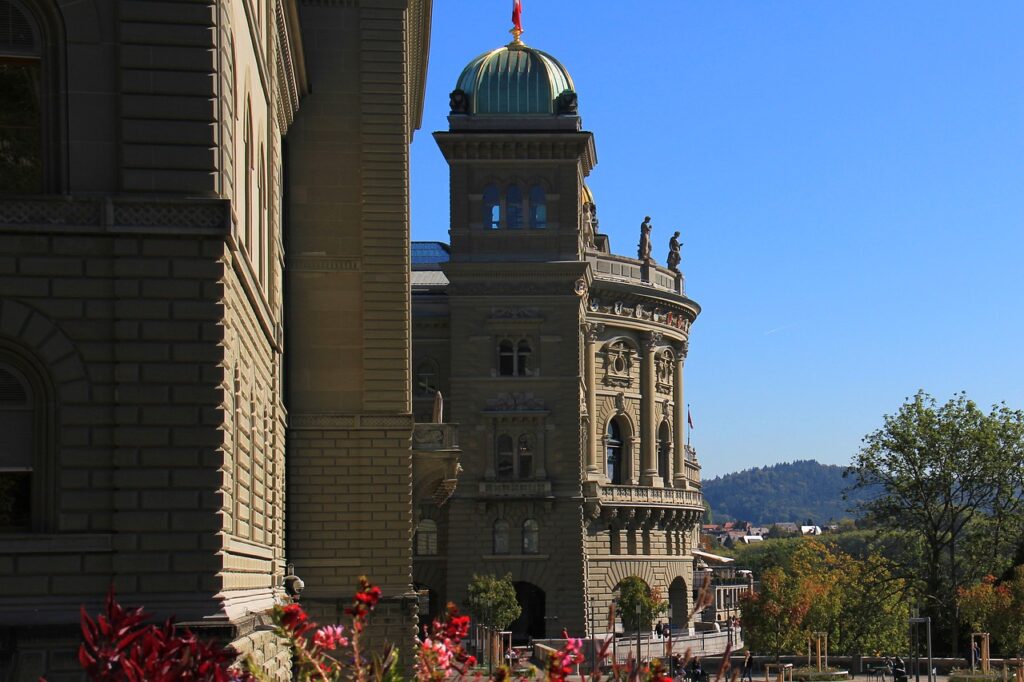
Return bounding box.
[584,323,604,478]
[640,332,662,486]
[673,341,688,488]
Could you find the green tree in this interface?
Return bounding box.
[616,576,667,632]
[833,553,909,656]
[846,391,1024,653]
[465,573,521,629]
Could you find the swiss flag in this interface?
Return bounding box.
[512,0,523,32]
[688,409,694,430]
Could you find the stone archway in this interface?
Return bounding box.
[668,576,688,630]
[509,581,545,644]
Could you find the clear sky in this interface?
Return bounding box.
[409,2,1024,479]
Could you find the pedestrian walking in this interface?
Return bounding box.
[742,650,754,682]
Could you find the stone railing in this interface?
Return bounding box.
[596,483,703,509]
[411,423,459,451]
[478,480,553,498]
[0,195,231,231]
[586,251,683,294]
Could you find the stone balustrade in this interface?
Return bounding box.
[478,480,553,498]
[411,422,460,451]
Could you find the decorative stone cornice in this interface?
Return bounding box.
[0,196,230,233]
[434,131,597,175]
[287,255,362,272]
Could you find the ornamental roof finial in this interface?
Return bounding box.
[510,0,524,45]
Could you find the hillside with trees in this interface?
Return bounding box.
[703,459,869,524]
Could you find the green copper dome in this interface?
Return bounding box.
[453,43,577,116]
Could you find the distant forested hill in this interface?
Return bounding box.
[703,460,870,525]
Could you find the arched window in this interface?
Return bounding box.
[0,0,48,193]
[482,184,500,229]
[498,339,515,376]
[517,434,533,479]
[493,519,510,554]
[522,519,539,554]
[415,518,438,556]
[515,339,531,376]
[496,434,514,480]
[658,421,671,482]
[0,362,33,529]
[606,418,624,484]
[505,185,523,229]
[529,185,546,228]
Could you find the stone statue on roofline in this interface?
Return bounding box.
[667,230,682,272]
[638,216,652,261]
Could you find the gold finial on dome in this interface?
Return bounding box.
[510,0,524,45]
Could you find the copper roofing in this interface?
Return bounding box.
[456,43,575,115]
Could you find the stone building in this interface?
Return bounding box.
[0,0,430,678]
[411,35,705,641]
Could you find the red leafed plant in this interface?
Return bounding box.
[77,589,252,682]
[68,578,678,682]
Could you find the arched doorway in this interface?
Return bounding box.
[509,581,545,644]
[669,576,688,630]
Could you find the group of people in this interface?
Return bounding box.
[665,651,755,682]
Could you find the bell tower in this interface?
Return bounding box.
[434,38,597,263]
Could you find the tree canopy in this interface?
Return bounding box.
[465,573,521,630]
[845,391,1024,654]
[616,576,667,632]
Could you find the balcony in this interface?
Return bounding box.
[586,251,683,294]
[412,423,461,507]
[583,480,703,530]
[412,423,459,451]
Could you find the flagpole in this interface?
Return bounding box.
[686,402,691,446]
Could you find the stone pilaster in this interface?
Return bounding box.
[584,322,604,478]
[640,331,662,487]
[673,341,688,488]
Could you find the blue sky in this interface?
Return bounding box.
[410,2,1024,479]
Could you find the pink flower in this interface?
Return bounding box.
[313,624,349,650]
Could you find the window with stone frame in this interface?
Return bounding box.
[529,185,546,228]
[496,431,535,480]
[482,184,500,229]
[415,518,438,556]
[606,417,626,484]
[493,519,510,554]
[522,518,539,554]
[602,340,634,387]
[657,420,671,482]
[415,358,440,396]
[0,0,49,193]
[496,434,515,480]
[481,182,550,230]
[497,337,533,376]
[516,434,534,479]
[505,185,523,229]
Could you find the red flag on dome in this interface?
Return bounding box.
[512,0,523,33]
